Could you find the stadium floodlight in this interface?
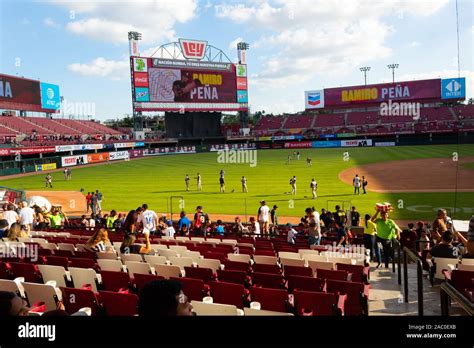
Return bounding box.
[128,31,142,41]
[237,42,250,50]
[360,66,371,85]
[387,63,399,83]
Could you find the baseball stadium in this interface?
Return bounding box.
[0,0,473,345]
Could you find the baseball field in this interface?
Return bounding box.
[2,144,474,222]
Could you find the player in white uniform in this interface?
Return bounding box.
[290,176,297,195]
[241,176,248,193]
[353,174,361,195]
[196,173,202,191]
[310,178,318,199]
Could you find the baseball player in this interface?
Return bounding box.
[290,176,297,195]
[45,174,53,188]
[241,176,248,193]
[310,178,318,199]
[196,173,202,191]
[185,174,190,191]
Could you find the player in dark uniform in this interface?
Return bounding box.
[219,170,225,193]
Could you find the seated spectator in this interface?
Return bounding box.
[33,206,48,230]
[85,228,109,252]
[80,215,89,229]
[0,291,29,317]
[113,213,124,230]
[400,223,418,252]
[163,221,176,238]
[233,216,245,235]
[7,223,28,241]
[249,217,260,235]
[138,280,193,317]
[89,213,97,230]
[120,231,151,254]
[287,223,297,245]
[215,220,225,236]
[0,219,8,239]
[429,231,461,259]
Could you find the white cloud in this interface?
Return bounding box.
[228,37,243,50]
[52,0,198,44]
[44,17,60,28]
[67,57,129,80]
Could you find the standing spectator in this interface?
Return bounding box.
[113,213,124,231]
[400,223,418,252]
[193,206,210,236]
[415,221,425,239]
[96,190,103,212]
[178,211,191,236]
[371,207,402,268]
[333,205,347,228]
[350,206,360,227]
[91,193,98,215]
[270,205,278,227]
[85,192,92,213]
[19,202,35,233]
[362,176,368,194]
[363,214,380,266]
[138,204,158,235]
[432,209,448,242]
[337,226,349,247]
[3,204,19,229]
[287,223,298,245]
[106,210,118,232]
[88,213,96,230]
[306,207,321,247]
[320,209,334,231]
[34,206,48,230]
[258,200,270,235]
[123,210,139,235]
[353,174,361,195]
[48,209,64,229]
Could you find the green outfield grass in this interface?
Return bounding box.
[2,144,474,221]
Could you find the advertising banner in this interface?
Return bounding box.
[87,153,110,163]
[134,72,149,87]
[312,140,341,148]
[322,79,441,107]
[305,90,324,109]
[144,146,197,156]
[109,151,130,161]
[340,139,373,147]
[35,163,57,172]
[114,142,137,149]
[148,67,237,103]
[284,141,313,149]
[441,78,466,99]
[61,155,88,167]
[40,82,61,110]
[375,141,396,147]
[318,134,336,139]
[0,146,56,156]
[209,143,256,152]
[0,74,41,106]
[128,149,144,158]
[55,144,104,152]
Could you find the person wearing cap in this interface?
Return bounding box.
[241,176,248,193]
[432,209,448,242]
[371,206,402,268]
[258,200,270,235]
[310,178,317,199]
[287,223,298,245]
[290,176,297,195]
[164,220,176,238]
[193,206,210,237]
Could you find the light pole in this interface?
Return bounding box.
[128,31,143,136]
[387,63,399,83]
[360,66,371,85]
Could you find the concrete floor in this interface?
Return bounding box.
[368,263,466,316]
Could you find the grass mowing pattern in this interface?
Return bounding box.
[2,144,474,221]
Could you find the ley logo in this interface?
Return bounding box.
[179,39,207,60]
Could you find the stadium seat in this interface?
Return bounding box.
[124,261,153,276]
[308,260,335,273]
[100,270,132,292]
[251,272,285,289]
[97,252,119,260]
[252,263,282,274]
[253,255,278,265]
[69,258,97,269]
[171,276,208,301]
[184,266,215,283]
[196,258,221,272]
[283,265,313,277]
[227,253,251,263]
[57,243,76,252]
[445,269,474,297]
[169,245,188,253]
[326,279,370,316]
[336,263,370,283]
[432,257,458,280]
[280,257,305,267]
[9,262,43,283]
[133,273,164,292]
[99,291,138,316]
[0,279,25,297]
[97,259,124,272]
[158,249,180,259]
[61,287,100,315]
[37,265,70,288]
[120,253,143,263]
[316,269,349,281]
[143,255,167,265]
[191,301,240,316]
[45,256,70,268]
[278,252,301,260]
[293,290,346,316]
[217,269,249,286]
[250,286,289,312]
[169,256,194,271]
[69,267,101,292]
[154,264,182,279]
[22,282,62,313]
[255,249,277,256]
[244,308,294,316]
[223,260,250,273]
[208,281,248,308]
[53,250,74,258]
[287,275,324,293]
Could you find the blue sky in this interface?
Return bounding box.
[0,0,472,121]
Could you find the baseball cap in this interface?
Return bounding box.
[260,200,266,204]
[166,220,173,226]
[273,205,278,209]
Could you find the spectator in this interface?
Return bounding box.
[7,223,27,241]
[3,204,19,229]
[164,220,176,238]
[350,206,360,227]
[113,213,124,230]
[415,221,425,239]
[86,192,92,213]
[233,216,246,235]
[89,213,97,230]
[400,223,418,252]
[0,219,8,239]
[138,204,158,235]
[363,214,381,267]
[48,210,64,229]
[80,215,89,229]
[429,231,461,259]
[19,201,35,234]
[249,217,260,235]
[178,211,191,236]
[120,231,151,254]
[33,206,48,230]
[320,209,334,230]
[333,205,347,228]
[371,207,402,268]
[90,193,98,215]
[138,280,193,317]
[96,190,103,212]
[85,228,109,252]
[432,209,448,242]
[270,205,278,226]
[193,206,210,237]
[0,291,29,317]
[106,210,117,231]
[307,216,321,247]
[287,223,297,245]
[258,200,270,235]
[215,220,225,236]
[123,210,139,235]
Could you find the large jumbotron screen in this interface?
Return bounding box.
[131,57,248,112]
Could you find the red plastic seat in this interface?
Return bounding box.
[71,251,96,259]
[252,264,281,274]
[170,276,208,301]
[208,281,248,308]
[9,262,43,283]
[38,249,54,257]
[54,250,74,258]
[202,252,227,262]
[449,270,474,296]
[100,271,131,292]
[99,291,138,316]
[223,260,250,273]
[316,269,349,281]
[287,275,324,293]
[284,265,313,278]
[184,267,215,283]
[336,263,369,283]
[217,269,249,286]
[69,258,96,269]
[133,273,164,292]
[0,262,12,279]
[326,279,370,316]
[45,256,70,268]
[250,287,289,312]
[294,290,346,316]
[255,249,276,256]
[251,272,285,289]
[61,287,100,315]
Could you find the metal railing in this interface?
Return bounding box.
[403,246,425,316]
[392,239,402,285]
[440,282,474,316]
